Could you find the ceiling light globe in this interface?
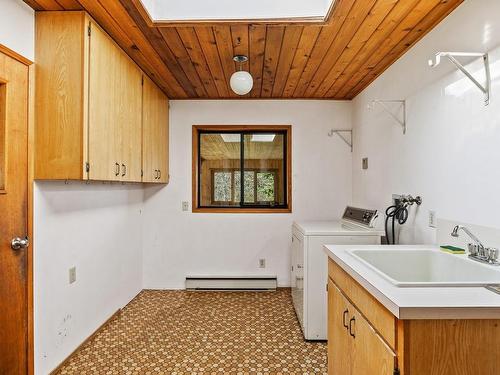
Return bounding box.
[230,70,253,95]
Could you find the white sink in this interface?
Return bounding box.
[348,249,500,287]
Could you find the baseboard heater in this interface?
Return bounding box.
[185,276,277,291]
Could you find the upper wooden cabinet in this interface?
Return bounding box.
[142,75,169,183]
[35,11,168,184]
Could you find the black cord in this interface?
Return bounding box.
[385,203,410,244]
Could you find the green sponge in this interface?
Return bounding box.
[440,245,465,254]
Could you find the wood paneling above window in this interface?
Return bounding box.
[26,0,464,99]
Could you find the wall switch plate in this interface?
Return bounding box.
[182,201,189,211]
[362,157,368,170]
[259,259,266,268]
[429,210,437,228]
[69,267,76,284]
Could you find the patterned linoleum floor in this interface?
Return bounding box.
[55,289,327,374]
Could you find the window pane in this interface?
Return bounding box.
[234,171,255,203]
[213,172,232,202]
[257,172,275,202]
[243,133,285,206]
[199,133,240,206]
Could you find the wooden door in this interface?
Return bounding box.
[351,307,396,375]
[88,21,122,181]
[0,50,29,375]
[118,51,142,182]
[142,75,168,183]
[328,280,352,375]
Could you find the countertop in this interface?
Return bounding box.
[324,244,500,319]
[293,220,385,236]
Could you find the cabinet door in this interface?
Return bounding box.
[142,75,168,183]
[328,280,352,375]
[157,95,169,183]
[88,21,122,181]
[119,53,142,182]
[351,307,396,375]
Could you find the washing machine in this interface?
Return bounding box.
[291,206,384,340]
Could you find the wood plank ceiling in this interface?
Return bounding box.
[24,0,464,99]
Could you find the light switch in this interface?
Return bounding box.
[69,267,76,284]
[182,201,189,211]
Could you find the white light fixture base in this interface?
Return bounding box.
[230,55,253,95]
[428,52,491,106]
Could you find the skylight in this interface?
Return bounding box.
[139,0,335,22]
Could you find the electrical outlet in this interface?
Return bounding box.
[259,259,266,268]
[69,267,76,284]
[429,210,437,228]
[182,201,189,211]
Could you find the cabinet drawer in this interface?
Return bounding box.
[329,258,396,349]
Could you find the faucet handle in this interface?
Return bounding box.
[468,243,479,256]
[487,248,499,262]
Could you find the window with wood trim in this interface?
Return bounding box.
[193,125,291,213]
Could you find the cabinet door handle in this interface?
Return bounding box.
[154,169,158,179]
[349,317,356,338]
[158,169,161,179]
[115,162,120,176]
[342,309,349,330]
[121,163,126,177]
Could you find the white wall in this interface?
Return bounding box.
[142,100,352,289]
[0,0,34,60]
[352,0,500,244]
[34,182,144,374]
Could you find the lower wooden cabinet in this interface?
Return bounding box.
[328,280,395,375]
[327,258,500,375]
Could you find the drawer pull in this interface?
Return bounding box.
[342,309,349,329]
[349,317,356,338]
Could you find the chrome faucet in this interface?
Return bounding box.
[451,225,499,266]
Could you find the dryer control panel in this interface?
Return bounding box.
[342,206,378,228]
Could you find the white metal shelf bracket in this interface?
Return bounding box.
[328,129,352,152]
[368,99,407,134]
[428,52,491,105]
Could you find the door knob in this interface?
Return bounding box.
[11,236,29,250]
